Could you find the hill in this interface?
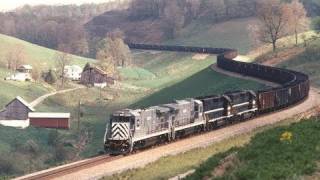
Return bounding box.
[0,34,94,70]
[0,34,95,107]
[278,38,320,88]
[186,116,320,180]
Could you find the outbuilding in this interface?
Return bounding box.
[29,112,70,129]
[0,96,35,120]
[80,64,114,88]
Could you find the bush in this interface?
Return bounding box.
[44,69,57,84]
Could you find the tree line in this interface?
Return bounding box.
[0,1,129,57]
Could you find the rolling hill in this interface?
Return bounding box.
[0,33,95,107]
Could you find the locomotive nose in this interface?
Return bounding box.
[110,122,130,140]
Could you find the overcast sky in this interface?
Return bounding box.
[0,0,111,12]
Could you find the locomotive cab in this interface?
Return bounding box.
[104,110,134,154]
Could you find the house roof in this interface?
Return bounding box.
[29,112,70,119]
[18,65,33,70]
[65,65,82,72]
[5,96,35,112]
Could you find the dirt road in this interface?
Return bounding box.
[30,87,84,108]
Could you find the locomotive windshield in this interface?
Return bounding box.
[111,115,131,122]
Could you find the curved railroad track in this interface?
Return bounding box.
[16,44,313,179]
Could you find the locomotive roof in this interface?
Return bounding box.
[112,109,133,117]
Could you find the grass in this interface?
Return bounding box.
[0,67,51,107]
[186,117,320,180]
[165,18,257,54]
[0,33,94,70]
[278,38,320,88]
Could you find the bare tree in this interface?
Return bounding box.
[6,44,26,72]
[255,0,291,52]
[287,0,310,45]
[163,0,185,38]
[55,45,71,88]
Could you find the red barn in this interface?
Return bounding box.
[29,113,70,129]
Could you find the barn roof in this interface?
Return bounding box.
[29,112,70,119]
[6,96,35,111]
[83,63,108,75]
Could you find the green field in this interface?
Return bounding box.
[278,39,320,88]
[165,18,257,54]
[0,34,93,70]
[186,118,320,180]
[0,33,96,107]
[0,67,52,107]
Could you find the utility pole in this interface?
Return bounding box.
[78,99,82,137]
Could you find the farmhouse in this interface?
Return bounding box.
[80,64,115,88]
[64,65,82,81]
[0,96,35,120]
[29,112,70,129]
[5,64,33,81]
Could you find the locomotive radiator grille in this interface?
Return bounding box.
[110,123,130,140]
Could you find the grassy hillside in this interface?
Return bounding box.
[0,34,94,70]
[186,117,320,180]
[0,34,96,107]
[166,18,257,54]
[278,38,320,88]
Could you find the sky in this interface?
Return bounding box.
[0,0,112,12]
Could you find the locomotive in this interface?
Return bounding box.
[104,44,309,154]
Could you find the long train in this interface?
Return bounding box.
[104,44,309,154]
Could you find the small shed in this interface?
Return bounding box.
[29,112,70,129]
[80,64,114,87]
[0,96,35,120]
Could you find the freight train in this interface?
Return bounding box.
[104,44,309,154]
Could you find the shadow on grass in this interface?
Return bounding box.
[130,67,265,109]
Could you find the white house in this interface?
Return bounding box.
[5,65,33,81]
[64,65,82,81]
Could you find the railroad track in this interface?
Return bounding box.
[15,155,121,180]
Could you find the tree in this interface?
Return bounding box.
[96,29,132,73]
[255,0,292,52]
[163,0,185,38]
[6,44,26,72]
[287,0,310,45]
[96,47,117,76]
[55,45,71,88]
[44,69,57,84]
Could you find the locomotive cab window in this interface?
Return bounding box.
[136,119,140,130]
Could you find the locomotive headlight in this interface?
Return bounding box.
[253,100,256,105]
[227,106,231,110]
